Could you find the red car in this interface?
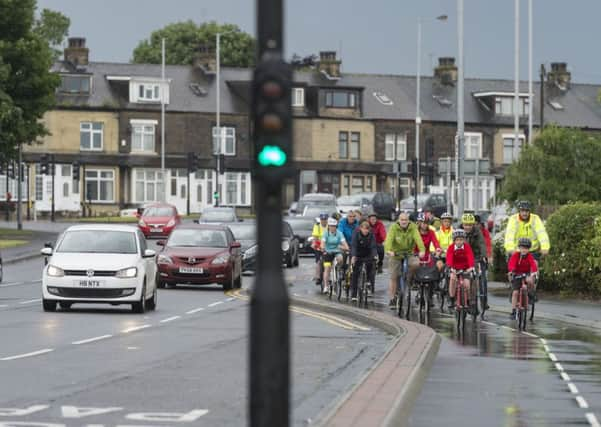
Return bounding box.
[156,224,242,290]
[138,204,181,238]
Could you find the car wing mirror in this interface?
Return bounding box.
[156,240,166,247]
[41,247,53,256]
[143,249,156,258]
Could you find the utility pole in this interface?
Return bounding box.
[528,0,533,144]
[514,0,521,161]
[17,144,22,230]
[250,0,292,424]
[215,32,221,207]
[51,155,55,222]
[457,0,465,216]
[161,37,166,202]
[540,64,545,128]
[415,19,422,207]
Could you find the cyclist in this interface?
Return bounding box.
[311,213,329,285]
[338,210,359,274]
[416,213,441,264]
[507,238,538,319]
[461,213,488,311]
[475,214,492,260]
[423,207,440,230]
[350,220,378,301]
[368,213,387,274]
[321,217,349,294]
[384,212,426,308]
[435,212,454,272]
[446,229,475,309]
[504,200,550,261]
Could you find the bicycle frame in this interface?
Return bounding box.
[513,273,530,330]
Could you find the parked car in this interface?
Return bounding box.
[137,203,181,238]
[337,194,372,216]
[197,206,240,223]
[40,224,158,313]
[338,192,396,220]
[400,193,448,218]
[291,193,337,216]
[282,221,300,268]
[284,216,315,254]
[156,224,242,290]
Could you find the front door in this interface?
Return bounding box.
[167,169,188,214]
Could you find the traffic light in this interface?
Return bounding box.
[7,163,14,179]
[40,155,49,175]
[251,57,293,184]
[411,158,418,182]
[72,161,80,181]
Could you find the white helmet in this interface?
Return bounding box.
[327,218,338,226]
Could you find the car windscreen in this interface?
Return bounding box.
[227,224,256,241]
[201,210,235,222]
[337,195,364,205]
[285,218,314,233]
[297,198,335,211]
[168,229,228,248]
[57,230,137,254]
[143,207,175,217]
[302,206,330,218]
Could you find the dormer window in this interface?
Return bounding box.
[129,79,170,104]
[325,90,357,108]
[59,75,91,94]
[292,88,305,107]
[494,96,528,116]
[139,84,160,102]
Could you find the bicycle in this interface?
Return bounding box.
[355,258,375,309]
[436,264,449,312]
[323,254,343,301]
[337,250,350,303]
[477,259,489,320]
[511,273,531,331]
[453,269,476,333]
[414,259,440,321]
[394,253,412,320]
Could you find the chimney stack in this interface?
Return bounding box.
[64,37,89,67]
[548,62,571,89]
[318,51,341,79]
[434,57,457,85]
[193,44,216,74]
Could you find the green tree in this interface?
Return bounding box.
[498,126,601,205]
[132,21,255,67]
[34,8,70,59]
[0,0,62,159]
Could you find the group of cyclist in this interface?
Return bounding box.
[311,199,550,319]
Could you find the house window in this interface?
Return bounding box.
[134,169,164,203]
[350,132,360,160]
[212,126,236,155]
[138,84,161,102]
[325,91,357,108]
[464,132,482,159]
[385,133,407,161]
[131,121,156,152]
[35,165,43,201]
[366,176,373,192]
[339,131,348,159]
[292,88,305,107]
[351,176,364,194]
[63,183,69,198]
[223,172,251,206]
[61,165,71,177]
[503,135,525,164]
[85,169,114,203]
[80,122,103,151]
[59,75,90,94]
[495,97,529,116]
[73,179,79,194]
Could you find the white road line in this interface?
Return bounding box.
[549,353,558,362]
[522,331,539,338]
[540,338,548,344]
[160,316,181,323]
[19,298,41,305]
[555,363,565,372]
[226,297,235,302]
[1,348,54,361]
[501,325,514,331]
[122,324,151,333]
[543,345,550,352]
[72,335,112,345]
[586,413,601,427]
[576,396,590,409]
[568,383,579,394]
[186,307,205,314]
[208,301,223,307]
[561,372,572,382]
[482,321,496,326]
[0,305,7,308]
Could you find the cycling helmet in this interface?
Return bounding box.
[332,212,342,221]
[441,212,453,220]
[327,218,338,226]
[518,237,532,249]
[517,200,531,211]
[452,229,466,240]
[416,213,426,222]
[461,213,476,225]
[319,212,329,220]
[474,214,481,223]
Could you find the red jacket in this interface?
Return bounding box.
[507,252,538,275]
[480,225,492,258]
[371,220,387,245]
[415,229,440,263]
[446,243,475,271]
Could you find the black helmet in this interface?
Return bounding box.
[518,238,532,249]
[474,214,481,223]
[517,200,531,211]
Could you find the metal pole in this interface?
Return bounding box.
[446,156,451,214]
[540,64,545,128]
[528,0,533,143]
[4,164,8,221]
[215,32,221,207]
[186,172,190,216]
[26,163,30,221]
[514,0,520,160]
[415,19,422,210]
[17,144,22,230]
[161,37,166,202]
[51,156,55,222]
[457,0,465,216]
[474,158,479,212]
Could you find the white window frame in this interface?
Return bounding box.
[464,132,482,160]
[131,119,157,153]
[502,133,525,164]
[292,88,305,107]
[80,122,103,151]
[385,133,407,161]
[85,169,114,203]
[138,83,160,102]
[133,168,165,203]
[495,96,529,117]
[212,126,236,156]
[223,172,251,206]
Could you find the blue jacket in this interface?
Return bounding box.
[338,217,359,243]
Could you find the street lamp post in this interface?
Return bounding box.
[161,38,166,202]
[214,32,221,207]
[528,0,533,143]
[514,0,520,160]
[457,0,465,217]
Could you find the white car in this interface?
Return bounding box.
[41,224,158,313]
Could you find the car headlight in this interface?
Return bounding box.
[116,267,138,278]
[157,254,173,265]
[138,219,146,227]
[212,255,230,265]
[166,218,175,227]
[281,241,290,252]
[243,245,257,259]
[47,265,64,277]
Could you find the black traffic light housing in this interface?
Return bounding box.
[187,152,201,173]
[251,57,294,185]
[72,161,81,181]
[411,158,418,182]
[40,154,49,175]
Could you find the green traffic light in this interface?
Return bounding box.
[258,145,287,167]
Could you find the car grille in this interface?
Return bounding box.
[175,257,207,265]
[51,288,132,299]
[173,270,211,278]
[64,270,117,277]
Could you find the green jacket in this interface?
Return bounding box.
[384,222,425,257]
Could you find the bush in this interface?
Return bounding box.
[540,202,601,296]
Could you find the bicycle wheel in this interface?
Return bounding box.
[360,267,369,309]
[405,280,412,320]
[336,272,343,302]
[530,294,536,322]
[455,286,463,333]
[425,284,431,314]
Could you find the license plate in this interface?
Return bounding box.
[150,228,163,233]
[76,280,104,287]
[299,243,304,248]
[179,267,204,274]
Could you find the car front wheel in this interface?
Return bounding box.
[43,299,56,312]
[146,286,157,311]
[132,283,146,314]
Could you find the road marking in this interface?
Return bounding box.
[226,297,235,302]
[549,353,558,362]
[291,307,370,331]
[122,324,151,333]
[543,345,550,352]
[540,338,547,344]
[19,298,41,304]
[208,301,223,307]
[568,383,579,394]
[561,372,571,382]
[482,321,496,326]
[0,304,7,308]
[576,396,590,409]
[72,335,112,345]
[586,413,601,427]
[160,316,181,323]
[1,348,54,361]
[501,325,514,331]
[186,307,205,314]
[522,331,539,338]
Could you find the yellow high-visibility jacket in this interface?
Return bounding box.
[504,213,550,253]
[434,226,454,254]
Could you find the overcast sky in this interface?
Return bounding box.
[36,0,601,83]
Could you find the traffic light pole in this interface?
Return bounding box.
[17,144,22,230]
[51,155,55,222]
[186,172,190,216]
